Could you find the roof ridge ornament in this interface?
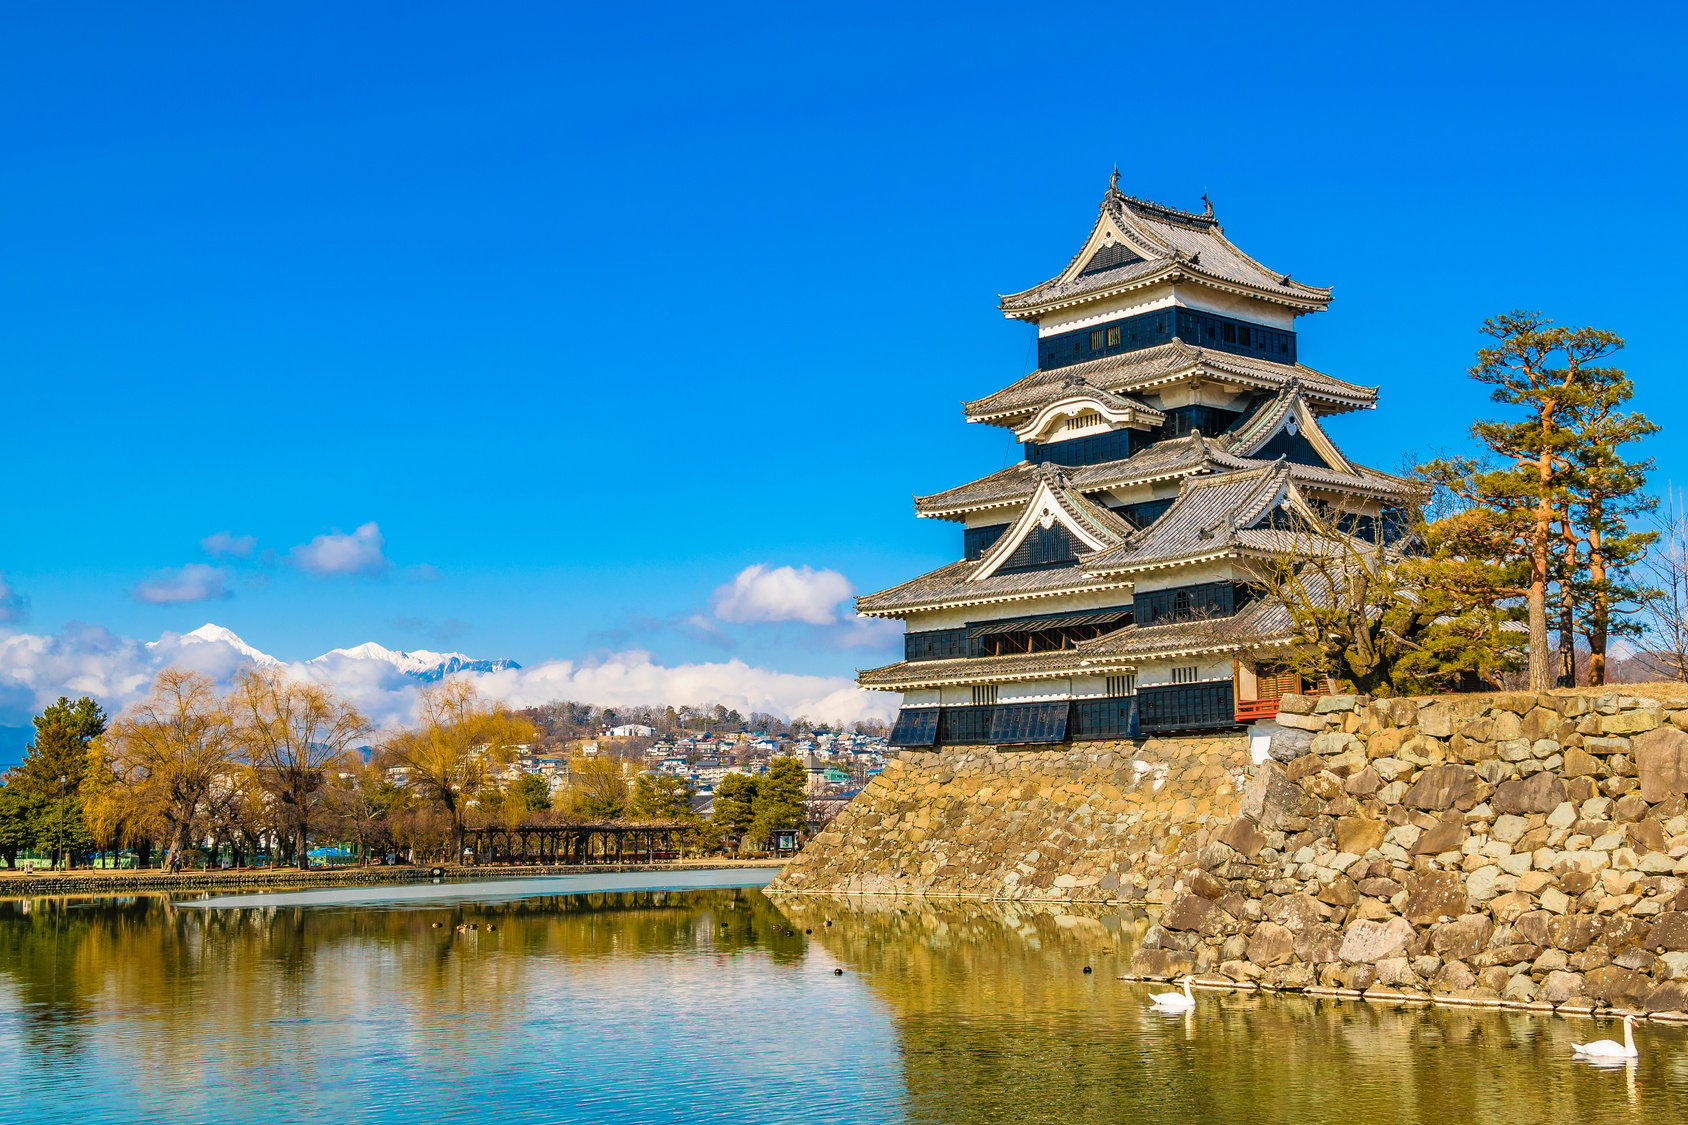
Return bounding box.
[1201,192,1214,218]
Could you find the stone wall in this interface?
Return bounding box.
[1133,690,1688,1014]
[769,733,1252,901]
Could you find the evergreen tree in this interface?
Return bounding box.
[748,756,808,846]
[711,772,758,837]
[508,772,552,814]
[1563,399,1658,684]
[0,775,33,868]
[1422,311,1646,690]
[12,696,106,866]
[629,773,693,820]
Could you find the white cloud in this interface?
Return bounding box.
[131,563,230,605]
[711,564,855,626]
[200,531,257,559]
[288,522,389,577]
[0,624,896,736]
[0,573,26,624]
[473,651,896,726]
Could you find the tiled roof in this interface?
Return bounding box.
[1075,595,1298,661]
[998,187,1332,317]
[963,341,1376,425]
[857,648,1139,691]
[1081,464,1293,575]
[864,472,1136,614]
[857,591,1303,689]
[914,432,1419,520]
[855,558,1125,616]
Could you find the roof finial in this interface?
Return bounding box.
[1109,165,1120,192]
[1200,192,1214,218]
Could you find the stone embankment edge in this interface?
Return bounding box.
[1113,971,1688,1025]
[0,859,786,898]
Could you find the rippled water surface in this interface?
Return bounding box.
[3,874,1687,1123]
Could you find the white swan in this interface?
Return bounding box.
[1572,1014,1638,1059]
[1150,975,1196,1011]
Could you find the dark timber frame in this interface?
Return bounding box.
[463,823,691,864]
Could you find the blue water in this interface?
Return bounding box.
[2,879,1685,1123]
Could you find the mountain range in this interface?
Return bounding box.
[168,623,521,681]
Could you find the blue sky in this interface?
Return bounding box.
[2,2,1685,742]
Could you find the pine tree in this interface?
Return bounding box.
[1422,312,1641,690]
[11,696,106,867]
[1563,396,1658,685]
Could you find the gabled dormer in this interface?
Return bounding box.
[971,467,1133,581]
[1222,382,1357,474]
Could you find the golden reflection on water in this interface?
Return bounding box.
[768,893,1688,1125]
[3,888,1687,1124]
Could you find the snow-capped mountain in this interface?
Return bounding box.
[164,623,285,667]
[309,641,520,681]
[158,624,519,681]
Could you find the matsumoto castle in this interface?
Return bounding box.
[866,174,1417,749]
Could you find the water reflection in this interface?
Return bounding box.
[0,888,901,1125]
[768,894,1688,1125]
[1,888,1684,1124]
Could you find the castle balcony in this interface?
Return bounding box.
[1232,668,1317,724]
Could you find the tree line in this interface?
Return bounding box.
[0,669,813,871]
[1258,310,1675,695]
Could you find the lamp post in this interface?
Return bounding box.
[57,774,68,871]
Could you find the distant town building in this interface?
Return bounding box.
[862,175,1416,749]
[605,724,656,738]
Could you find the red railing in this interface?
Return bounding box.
[1234,697,1281,722]
[1234,687,1328,723]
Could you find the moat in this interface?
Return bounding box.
[2,874,1684,1124]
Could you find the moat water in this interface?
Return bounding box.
[2,871,1685,1123]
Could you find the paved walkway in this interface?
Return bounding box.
[0,858,787,897]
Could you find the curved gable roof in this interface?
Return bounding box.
[999,181,1332,318]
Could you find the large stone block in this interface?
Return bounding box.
[1601,709,1663,736]
[1267,892,1328,933]
[1584,964,1651,1005]
[1338,916,1416,964]
[1246,920,1296,967]
[1218,815,1266,858]
[1240,764,1303,830]
[1430,913,1495,960]
[1635,725,1688,803]
[1402,870,1468,924]
[1336,816,1388,855]
[1402,764,1479,811]
[1492,772,1567,815]
[1650,911,1688,952]
[1410,812,1468,856]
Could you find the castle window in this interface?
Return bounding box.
[1171,666,1200,685]
[972,685,999,706]
[1106,674,1135,697]
[1106,325,1121,347]
[1089,329,1105,350]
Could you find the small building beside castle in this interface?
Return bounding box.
[862,175,1418,749]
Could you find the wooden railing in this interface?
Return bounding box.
[1234,688,1327,723]
[1234,697,1282,722]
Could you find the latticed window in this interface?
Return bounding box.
[972,684,999,706]
[1171,665,1200,685]
[1106,674,1135,697]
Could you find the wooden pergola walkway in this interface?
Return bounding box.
[462,823,692,865]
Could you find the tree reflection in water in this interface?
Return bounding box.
[1,889,1685,1124]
